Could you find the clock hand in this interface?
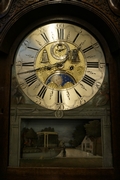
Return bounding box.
[17,54,69,75]
[17,62,65,75]
[47,54,69,69]
[17,67,42,75]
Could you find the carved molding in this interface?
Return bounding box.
[0,0,120,48]
[0,0,39,32]
[11,105,109,119]
[108,0,120,16]
[81,0,120,33]
[0,0,14,18]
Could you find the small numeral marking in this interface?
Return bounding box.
[82,75,95,87]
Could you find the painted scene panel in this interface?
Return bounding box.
[20,119,102,167]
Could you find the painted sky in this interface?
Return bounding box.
[21,119,93,143]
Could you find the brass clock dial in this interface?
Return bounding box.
[15,23,106,110]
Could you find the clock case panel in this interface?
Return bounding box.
[9,11,119,179]
[9,17,111,167]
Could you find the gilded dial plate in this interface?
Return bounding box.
[15,23,106,110]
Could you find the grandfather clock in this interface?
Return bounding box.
[0,1,120,180]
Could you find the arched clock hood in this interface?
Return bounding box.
[0,1,120,180]
[0,1,120,54]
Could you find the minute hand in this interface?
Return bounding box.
[17,67,42,75]
[17,62,63,75]
[17,57,68,75]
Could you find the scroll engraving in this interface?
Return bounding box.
[0,0,13,17]
[108,0,120,16]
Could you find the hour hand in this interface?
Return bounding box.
[17,63,62,75]
[17,67,42,75]
[17,58,68,75]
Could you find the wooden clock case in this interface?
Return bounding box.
[0,1,120,180]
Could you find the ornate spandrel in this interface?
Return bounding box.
[81,0,120,34]
[0,0,14,18]
[0,0,39,41]
[108,0,120,16]
[0,0,120,46]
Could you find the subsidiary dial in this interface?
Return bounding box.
[50,42,69,60]
[35,41,86,90]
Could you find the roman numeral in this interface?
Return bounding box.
[25,74,37,86]
[73,33,80,43]
[57,91,63,104]
[74,88,82,98]
[41,33,49,43]
[87,62,99,68]
[22,62,34,66]
[57,29,64,39]
[37,85,47,99]
[27,46,39,51]
[23,40,39,51]
[83,45,93,53]
[82,43,98,53]
[82,75,95,87]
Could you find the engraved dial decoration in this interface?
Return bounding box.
[15,23,106,110]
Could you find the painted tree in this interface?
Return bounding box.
[70,124,86,147]
[41,127,55,132]
[84,120,101,137]
[25,128,37,147]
